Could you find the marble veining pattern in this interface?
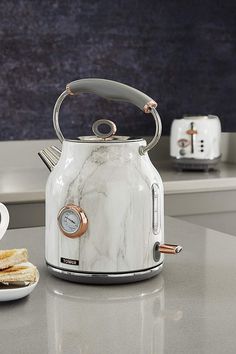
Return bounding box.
[45,140,164,273]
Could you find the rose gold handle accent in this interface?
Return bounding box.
[159,244,183,254]
[143,100,157,113]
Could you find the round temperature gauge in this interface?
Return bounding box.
[57,204,88,238]
[177,138,190,148]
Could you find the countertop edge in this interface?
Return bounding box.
[2,177,236,203]
[164,177,236,194]
[1,192,45,204]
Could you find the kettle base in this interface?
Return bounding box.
[47,263,163,285]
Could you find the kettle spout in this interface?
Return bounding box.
[38,145,61,171]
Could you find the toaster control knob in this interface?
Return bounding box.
[179,148,186,156]
[57,204,88,238]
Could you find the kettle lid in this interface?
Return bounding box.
[76,119,143,143]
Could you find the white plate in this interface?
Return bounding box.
[0,262,39,302]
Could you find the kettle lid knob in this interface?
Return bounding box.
[92,119,117,140]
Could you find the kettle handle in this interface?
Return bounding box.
[53,78,162,154]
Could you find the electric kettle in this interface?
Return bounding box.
[170,115,221,171]
[39,78,182,284]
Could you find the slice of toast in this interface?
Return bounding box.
[0,262,38,284]
[0,249,28,270]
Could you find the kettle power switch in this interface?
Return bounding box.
[153,242,161,262]
[153,242,183,262]
[159,244,183,254]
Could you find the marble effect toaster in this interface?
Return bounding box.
[39,78,182,284]
[170,115,221,171]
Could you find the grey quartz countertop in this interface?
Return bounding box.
[157,161,236,194]
[1,161,236,203]
[1,217,236,354]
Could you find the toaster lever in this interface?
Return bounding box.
[159,244,183,254]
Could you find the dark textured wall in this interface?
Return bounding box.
[0,0,236,140]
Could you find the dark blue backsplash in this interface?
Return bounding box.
[0,0,236,140]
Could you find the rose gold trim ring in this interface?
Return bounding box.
[66,84,74,96]
[143,100,158,113]
[58,204,88,239]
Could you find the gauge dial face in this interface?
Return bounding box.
[58,205,88,238]
[59,210,80,234]
[178,138,190,148]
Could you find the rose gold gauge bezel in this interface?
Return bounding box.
[57,204,88,238]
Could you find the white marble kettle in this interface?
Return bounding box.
[39,78,182,284]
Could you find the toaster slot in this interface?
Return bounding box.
[190,122,194,154]
[152,184,160,235]
[186,122,198,154]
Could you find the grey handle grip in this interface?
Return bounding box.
[66,78,156,113]
[53,78,161,154]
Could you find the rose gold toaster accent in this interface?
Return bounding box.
[186,129,198,135]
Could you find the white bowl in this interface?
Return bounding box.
[0,262,39,302]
